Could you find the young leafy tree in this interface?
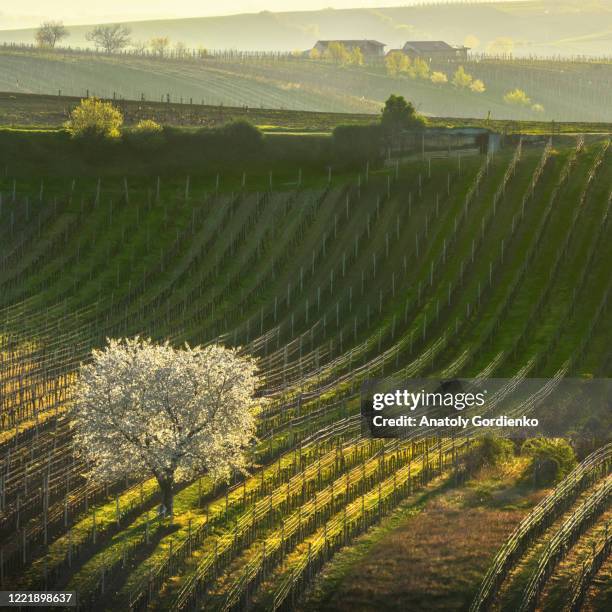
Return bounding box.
[86,24,132,53]
[452,65,473,89]
[35,21,69,48]
[381,94,425,133]
[73,338,259,516]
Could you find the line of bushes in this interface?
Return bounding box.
[0,95,429,176]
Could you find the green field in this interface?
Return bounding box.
[1,44,611,122]
[0,121,610,611]
[2,92,612,139]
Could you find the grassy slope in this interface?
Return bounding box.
[1,46,611,121]
[2,92,611,136]
[297,460,544,612]
[0,134,610,610]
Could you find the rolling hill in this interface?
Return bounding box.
[0,127,610,609]
[1,46,612,122]
[1,1,611,57]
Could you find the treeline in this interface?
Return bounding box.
[6,39,611,65]
[0,121,367,175]
[0,112,418,176]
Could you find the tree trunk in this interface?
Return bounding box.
[157,476,174,519]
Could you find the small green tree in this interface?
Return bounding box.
[64,98,123,139]
[453,65,473,89]
[381,95,425,133]
[504,88,531,106]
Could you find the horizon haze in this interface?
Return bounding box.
[1,1,531,29]
[0,0,610,57]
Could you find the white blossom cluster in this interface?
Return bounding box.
[73,337,259,489]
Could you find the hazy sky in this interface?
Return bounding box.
[0,1,519,29]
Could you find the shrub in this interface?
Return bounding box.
[64,98,123,139]
[430,71,448,85]
[504,88,532,106]
[467,436,515,471]
[135,119,163,134]
[332,123,383,166]
[192,121,264,161]
[453,66,473,89]
[126,119,165,150]
[480,436,515,466]
[522,438,577,486]
[470,79,486,93]
[216,120,264,157]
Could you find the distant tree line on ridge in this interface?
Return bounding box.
[32,23,551,115]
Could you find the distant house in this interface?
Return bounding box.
[401,41,469,62]
[313,40,386,58]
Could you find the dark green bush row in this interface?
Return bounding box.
[0,120,388,177]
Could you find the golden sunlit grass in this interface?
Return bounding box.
[296,458,545,612]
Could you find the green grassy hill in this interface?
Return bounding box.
[1,1,611,56]
[0,129,610,609]
[1,46,611,121]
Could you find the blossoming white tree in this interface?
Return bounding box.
[73,337,258,516]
